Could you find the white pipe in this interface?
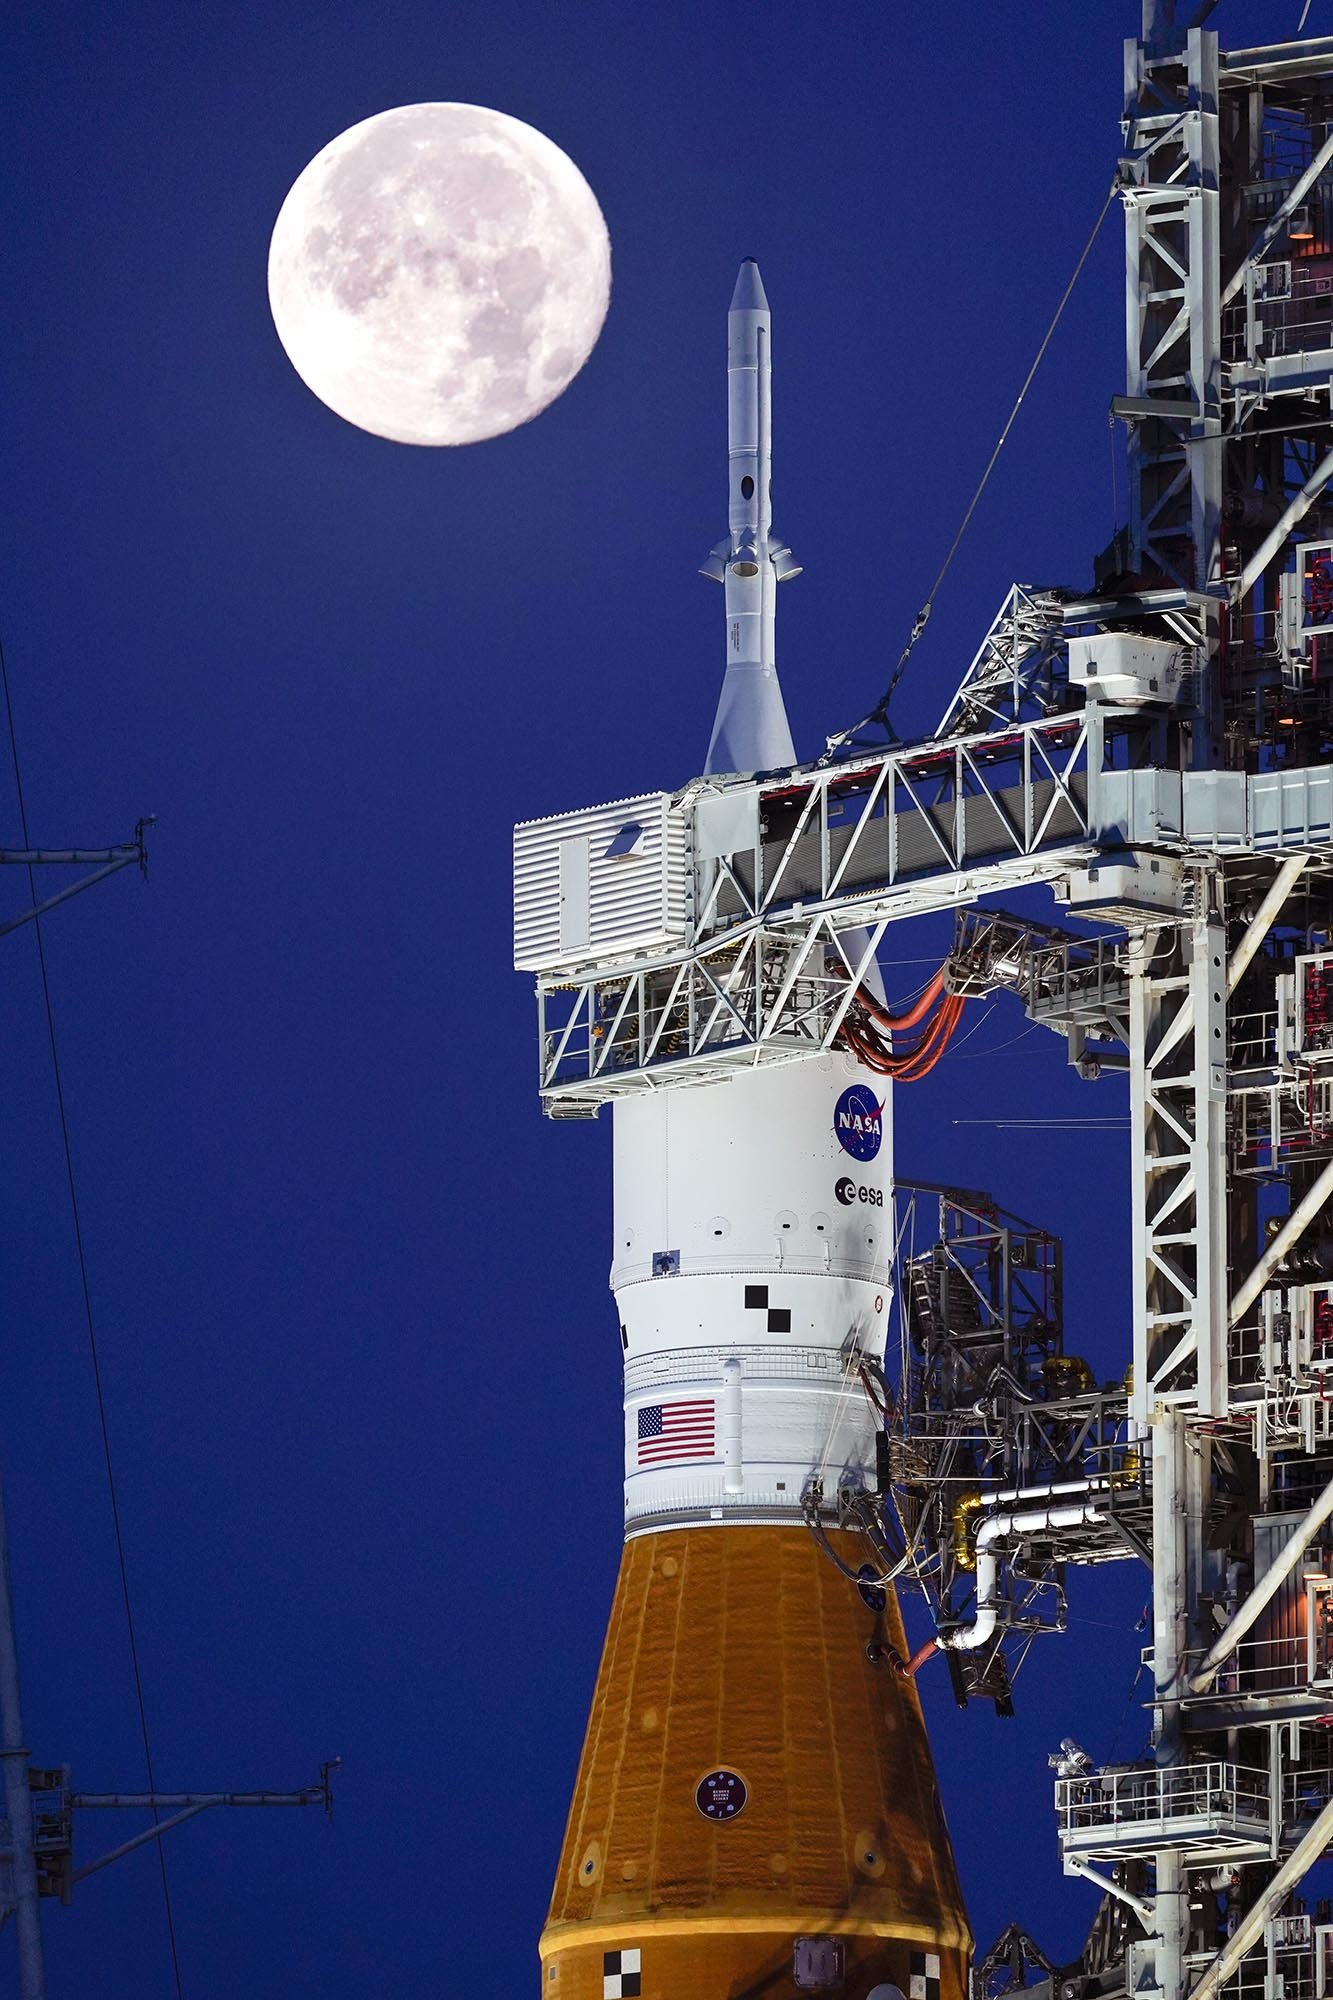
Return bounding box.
[1190,1470,1333,1690]
[1188,1790,1333,2000]
[1230,1152,1333,1327]
[1064,1856,1156,1930]
[722,1358,743,1493]
[937,1503,1105,1652]
[1235,445,1333,605]
[993,1477,1117,1505]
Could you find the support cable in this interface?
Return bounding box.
[821,180,1118,761]
[0,637,185,1999]
[952,1116,1129,1130]
[932,998,999,1059]
[952,1022,1044,1060]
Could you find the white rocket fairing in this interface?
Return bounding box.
[615,1053,892,1535]
[619,259,889,1537]
[539,265,967,2000]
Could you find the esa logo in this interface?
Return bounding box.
[834,1084,883,1162]
[836,1176,883,1208]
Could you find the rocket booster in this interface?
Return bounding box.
[539,268,968,2000]
[702,259,802,777]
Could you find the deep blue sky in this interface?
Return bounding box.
[0,2,1299,1995]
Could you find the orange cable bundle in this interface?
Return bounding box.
[840,965,967,1081]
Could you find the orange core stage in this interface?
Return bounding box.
[541,1524,970,2000]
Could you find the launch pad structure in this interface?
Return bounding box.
[515,7,1333,2000]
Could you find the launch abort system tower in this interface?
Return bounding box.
[516,10,1333,2000]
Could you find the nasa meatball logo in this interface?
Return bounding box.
[834,1084,883,1162]
[695,1768,748,1820]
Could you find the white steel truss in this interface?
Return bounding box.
[935,585,1069,739]
[1120,29,1222,598]
[1130,894,1231,1420]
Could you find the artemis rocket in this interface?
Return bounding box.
[536,265,969,2000]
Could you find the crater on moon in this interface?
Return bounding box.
[268,103,611,446]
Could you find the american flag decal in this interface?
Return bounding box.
[637,1399,715,1465]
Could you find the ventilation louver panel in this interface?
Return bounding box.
[514,792,690,971]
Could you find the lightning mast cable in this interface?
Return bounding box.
[822,180,1118,760]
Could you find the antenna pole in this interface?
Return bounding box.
[0,1475,46,2000]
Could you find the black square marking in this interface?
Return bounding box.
[767,1309,791,1333]
[619,1324,629,1352]
[910,1948,941,2000]
[603,1948,642,1998]
[744,1284,768,1309]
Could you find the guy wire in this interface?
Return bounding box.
[822,177,1119,760]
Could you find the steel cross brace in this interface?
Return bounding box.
[0,821,153,944]
[68,1763,338,1886]
[1130,888,1229,1421]
[1121,29,1222,600]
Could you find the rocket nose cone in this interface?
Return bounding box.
[729,257,769,314]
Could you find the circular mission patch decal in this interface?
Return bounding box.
[834,1084,883,1162]
[695,1768,748,1820]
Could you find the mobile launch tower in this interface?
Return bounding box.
[515,7,1333,2000]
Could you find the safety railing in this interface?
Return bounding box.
[1224,259,1333,364]
[1057,1761,1271,1860]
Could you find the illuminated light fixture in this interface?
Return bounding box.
[1291,206,1315,241]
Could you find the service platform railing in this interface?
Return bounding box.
[1056,1762,1272,1863]
[1208,1913,1333,2000]
[1224,259,1333,366]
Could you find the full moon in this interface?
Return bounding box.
[268,103,611,446]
